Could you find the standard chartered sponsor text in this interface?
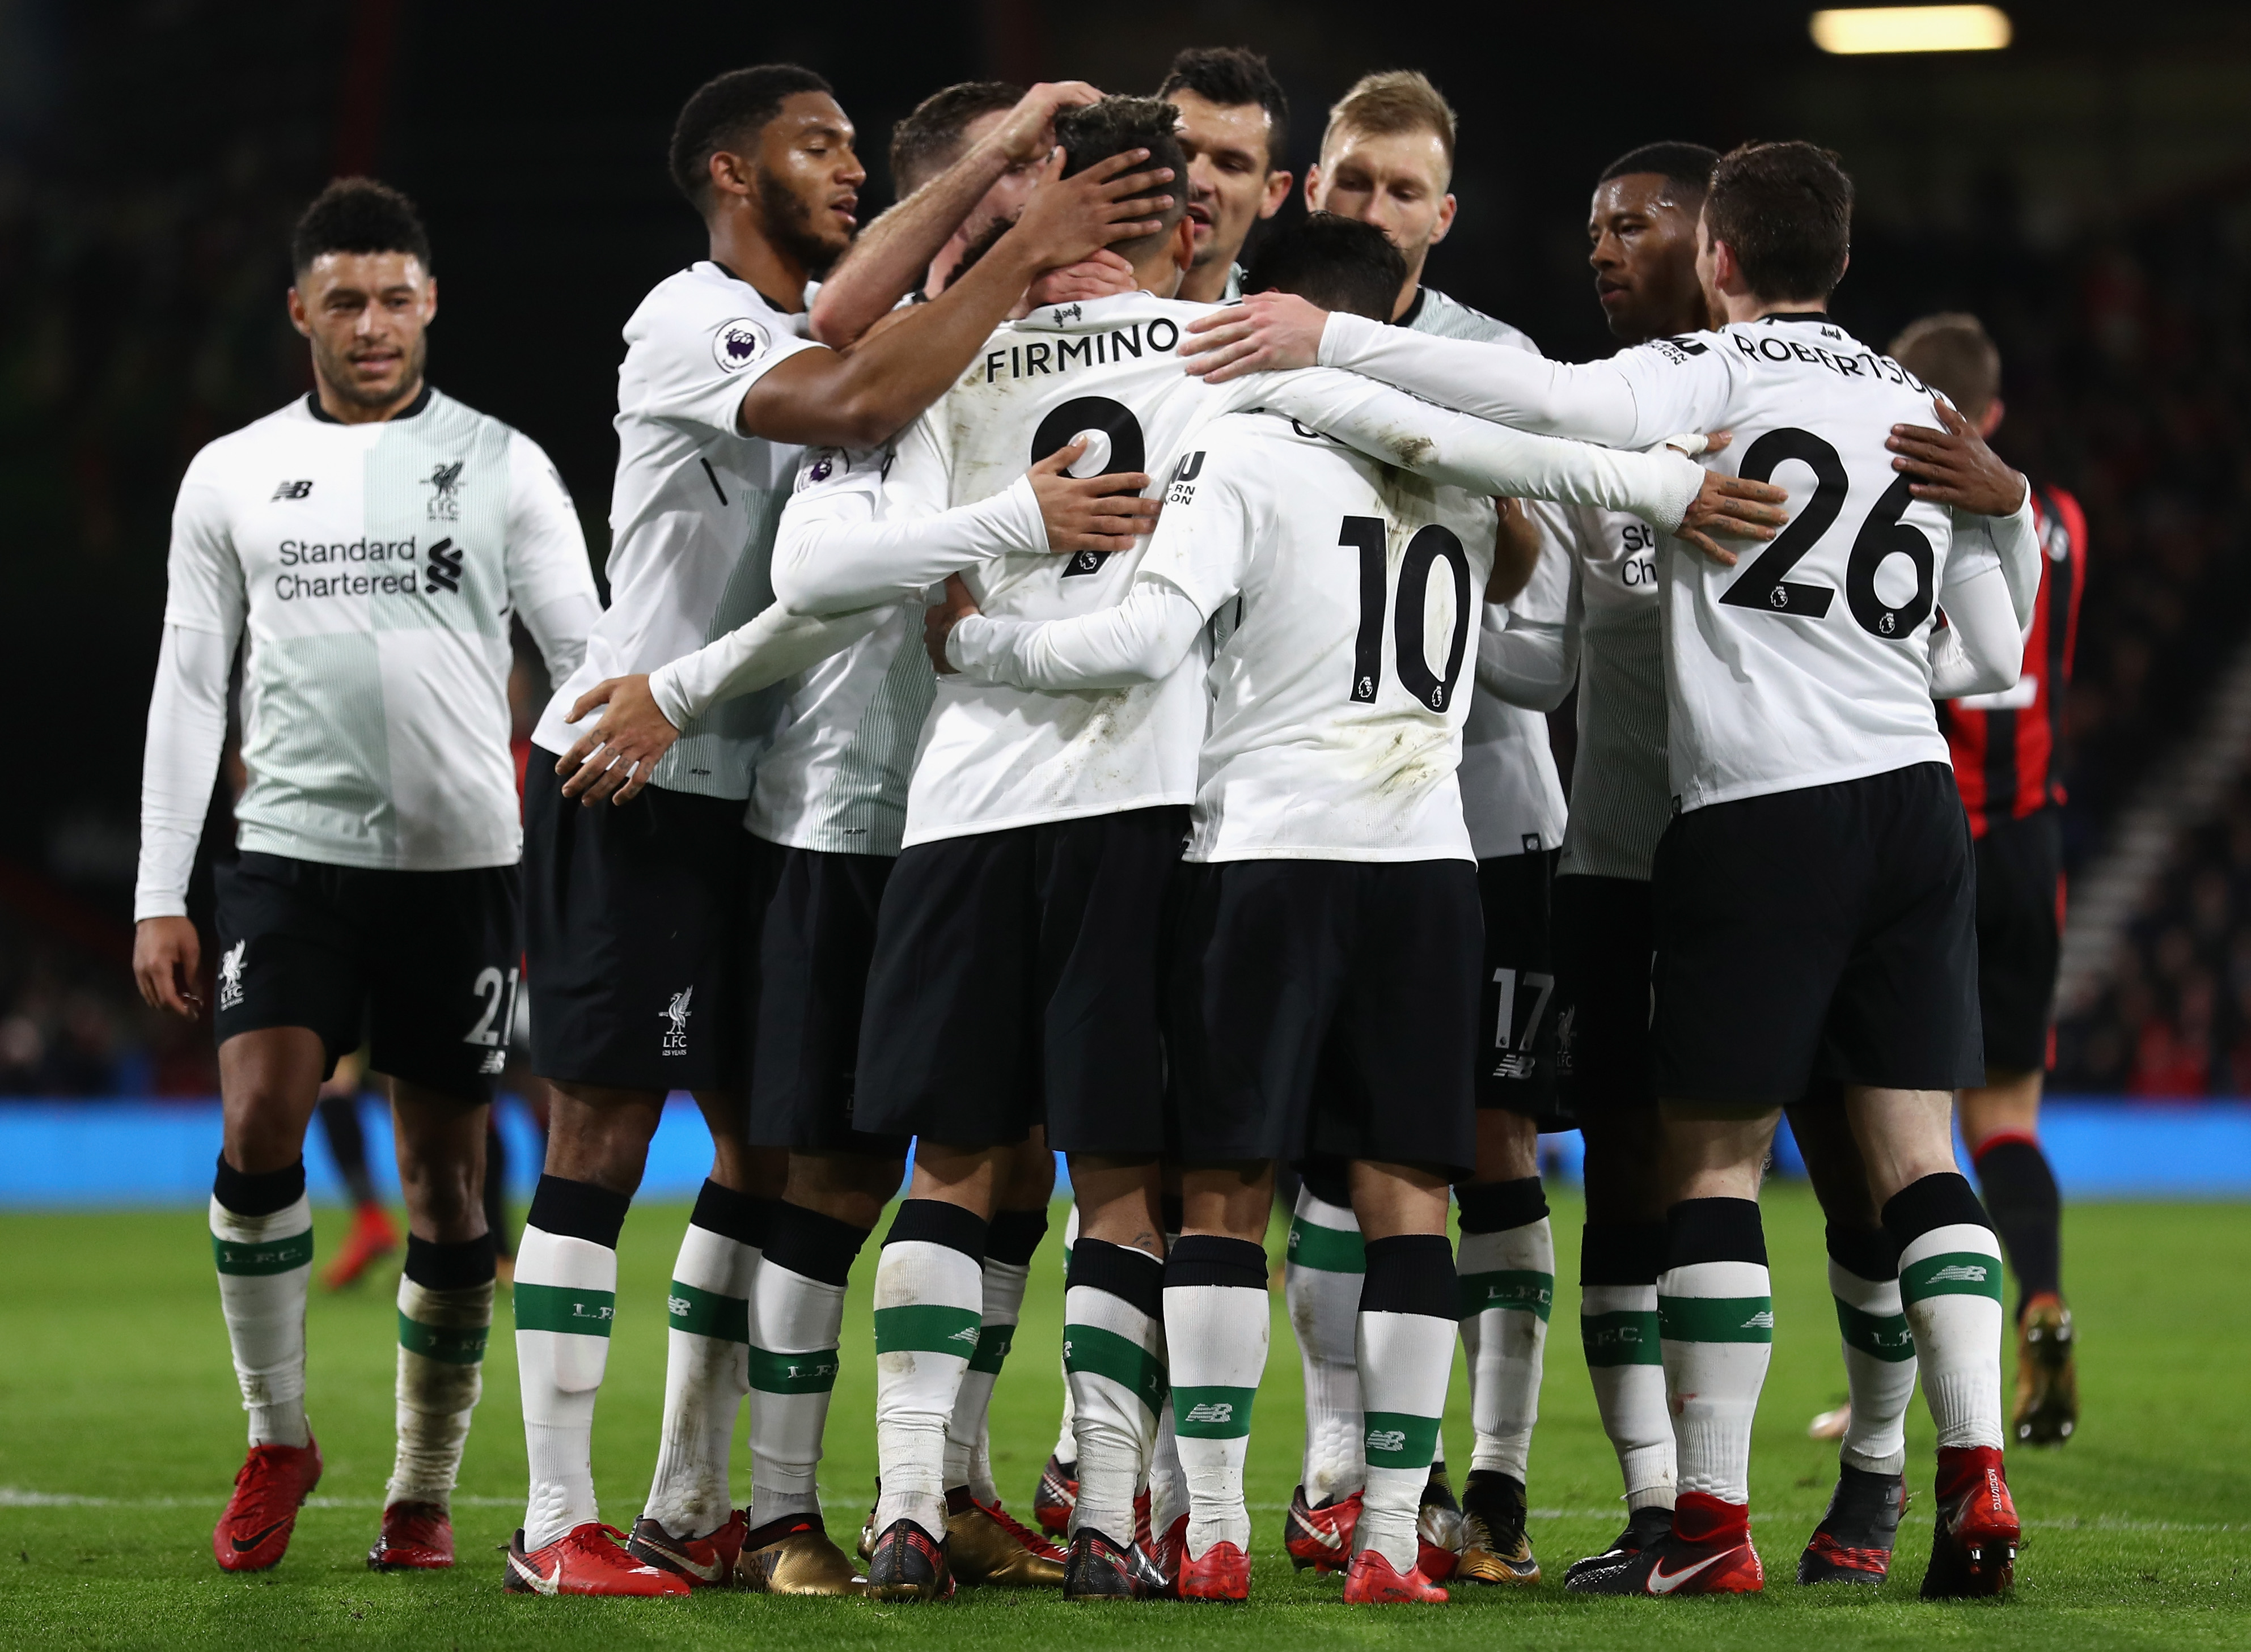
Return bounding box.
[276,536,422,601]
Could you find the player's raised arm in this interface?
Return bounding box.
[809,81,1103,346]
[741,148,1174,448]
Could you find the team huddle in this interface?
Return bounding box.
[133,44,2089,1607]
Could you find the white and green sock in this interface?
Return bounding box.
[873,1199,987,1539]
[750,1201,871,1527]
[1284,1181,1366,1503]
[947,1208,1044,1498]
[1580,1221,1674,1510]
[1356,1234,1457,1574]
[1657,1198,1772,1508]
[387,1236,494,1510]
[644,1181,764,1538]
[210,1156,314,1448]
[1165,1235,1270,1557]
[1050,1201,1080,1469]
[515,1175,629,1551]
[1454,1179,1552,1482]
[1827,1226,1917,1475]
[1064,1237,1167,1543]
[1886,1174,2006,1450]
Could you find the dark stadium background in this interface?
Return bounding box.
[5,0,2251,1100]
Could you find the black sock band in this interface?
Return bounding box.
[1361,1233,1457,1319]
[1580,1220,1666,1287]
[1825,1223,1901,1284]
[404,1232,498,1290]
[527,1174,631,1248]
[987,1208,1050,1266]
[1971,1138,2062,1312]
[1455,1176,1548,1235]
[765,1201,875,1287]
[1068,1237,1165,1316]
[1666,1197,1767,1269]
[1298,1156,1352,1210]
[1165,1234,1268,1290]
[690,1179,776,1249]
[884,1197,987,1259]
[213,1154,306,1219]
[1881,1171,1991,1253]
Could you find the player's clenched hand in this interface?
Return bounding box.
[1010,149,1173,272]
[924,574,981,675]
[985,82,1104,164]
[1888,397,2028,516]
[1180,291,1329,382]
[1674,472,1791,568]
[1030,435,1161,552]
[1023,251,1137,312]
[133,916,203,1018]
[557,674,679,807]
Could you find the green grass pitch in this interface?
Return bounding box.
[2,1185,2246,1649]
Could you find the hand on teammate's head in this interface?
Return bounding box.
[985,82,1105,165]
[1007,147,1174,274]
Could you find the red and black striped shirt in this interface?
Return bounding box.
[1941,485,2087,838]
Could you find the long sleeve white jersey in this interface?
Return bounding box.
[531,261,824,798]
[135,387,596,918]
[1322,308,2040,812]
[739,444,938,857]
[1397,287,1568,859]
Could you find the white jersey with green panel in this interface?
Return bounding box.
[157,386,594,872]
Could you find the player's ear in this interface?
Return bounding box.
[422,275,438,324]
[286,283,312,339]
[1427,193,1458,247]
[1173,213,1197,270]
[1302,160,1324,210]
[1979,397,2005,439]
[705,146,755,207]
[1259,169,1294,218]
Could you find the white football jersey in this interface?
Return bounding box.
[532,261,823,798]
[743,444,935,858]
[885,291,1230,845]
[1404,287,1567,859]
[1600,316,2004,810]
[1140,410,1498,862]
[163,387,594,871]
[1534,496,1675,881]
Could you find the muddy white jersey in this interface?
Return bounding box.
[162,387,592,872]
[885,290,1228,845]
[742,444,934,857]
[1596,315,2006,810]
[533,261,824,798]
[1404,287,1565,859]
[1140,410,1497,862]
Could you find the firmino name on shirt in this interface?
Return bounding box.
[979,314,1183,385]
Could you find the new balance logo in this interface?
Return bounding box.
[1928,1263,1990,1284]
[424,537,463,594]
[1741,1310,1775,1331]
[1184,1401,1234,1425]
[271,479,313,500]
[948,1325,982,1346]
[667,1295,689,1318]
[1365,1428,1407,1454]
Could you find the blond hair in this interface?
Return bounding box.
[1321,70,1457,172]
[1890,312,2002,420]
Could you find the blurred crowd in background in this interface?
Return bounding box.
[5,1,2250,1099]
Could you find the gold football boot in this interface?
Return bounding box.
[736,1513,865,1595]
[946,1488,1065,1586]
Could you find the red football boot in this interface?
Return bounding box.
[1144,1511,1188,1598]
[1284,1485,1362,1572]
[1034,1454,1078,1537]
[1179,1538,1251,1600]
[1342,1545,1449,1603]
[625,1509,747,1587]
[213,1436,323,1572]
[503,1523,691,1595]
[321,1202,399,1290]
[1921,1445,2019,1599]
[1567,1492,1765,1596]
[368,1500,454,1569]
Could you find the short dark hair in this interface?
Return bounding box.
[1242,213,1403,321]
[1890,312,2002,419]
[1598,141,1719,199]
[291,178,431,276]
[1704,141,1852,304]
[669,63,834,205]
[890,81,1026,197]
[1055,97,1188,253]
[1157,46,1289,170]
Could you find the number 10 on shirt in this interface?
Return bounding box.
[1340,515,1474,712]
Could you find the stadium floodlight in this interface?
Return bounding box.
[1809,6,2012,53]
